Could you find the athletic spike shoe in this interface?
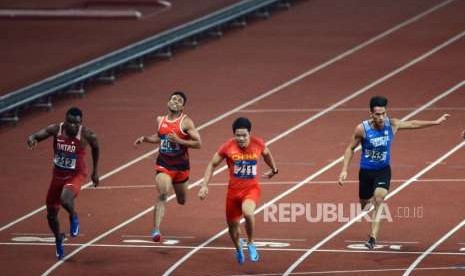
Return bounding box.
[151,229,161,242]
[247,242,259,262]
[55,233,65,260]
[70,214,80,237]
[365,236,376,250]
[236,239,245,264]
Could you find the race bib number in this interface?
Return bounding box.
[364,149,387,162]
[54,152,77,170]
[160,135,180,154]
[234,160,257,179]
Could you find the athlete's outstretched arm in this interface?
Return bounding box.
[338,124,364,186]
[170,117,202,149]
[262,146,278,178]
[198,152,224,200]
[134,116,162,146]
[134,134,160,146]
[391,113,450,132]
[26,124,59,149]
[86,129,100,187]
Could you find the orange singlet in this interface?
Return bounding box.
[218,136,265,222]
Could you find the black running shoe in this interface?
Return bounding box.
[365,236,376,250]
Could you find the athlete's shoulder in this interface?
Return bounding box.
[46,123,60,136]
[218,138,235,153]
[156,115,164,123]
[180,114,196,128]
[82,126,96,137]
[353,124,365,139]
[250,136,265,147]
[223,138,236,148]
[81,127,98,145]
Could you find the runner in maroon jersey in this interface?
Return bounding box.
[134,91,201,242]
[27,107,99,259]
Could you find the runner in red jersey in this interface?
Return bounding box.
[199,117,278,264]
[27,107,99,259]
[134,91,201,242]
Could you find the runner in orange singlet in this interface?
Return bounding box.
[199,117,278,264]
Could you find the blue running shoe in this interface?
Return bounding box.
[247,242,259,262]
[236,239,245,264]
[151,229,161,242]
[70,215,80,237]
[55,233,65,260]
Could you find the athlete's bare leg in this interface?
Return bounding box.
[360,198,372,210]
[242,199,256,244]
[154,173,172,231]
[370,187,388,239]
[172,180,188,205]
[227,220,242,251]
[46,207,61,240]
[60,187,77,217]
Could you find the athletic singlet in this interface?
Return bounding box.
[219,137,265,190]
[53,123,86,176]
[156,114,190,170]
[360,118,394,170]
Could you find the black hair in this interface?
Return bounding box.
[66,107,83,119]
[171,91,187,105]
[232,117,252,133]
[369,96,388,111]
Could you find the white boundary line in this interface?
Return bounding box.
[161,34,465,276]
[3,242,465,256]
[241,106,465,113]
[402,218,465,275]
[95,178,465,189]
[228,266,464,276]
[3,0,454,234]
[283,140,465,275]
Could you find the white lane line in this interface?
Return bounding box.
[162,34,465,276]
[403,219,465,275]
[121,235,195,239]
[95,178,465,189]
[283,140,465,275]
[0,0,455,234]
[241,106,465,113]
[2,242,465,256]
[345,240,419,244]
[228,266,464,276]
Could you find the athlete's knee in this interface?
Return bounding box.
[46,211,58,222]
[228,222,240,232]
[243,210,254,218]
[158,193,168,202]
[60,197,73,208]
[60,189,75,204]
[373,196,384,205]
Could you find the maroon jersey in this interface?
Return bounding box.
[53,123,87,177]
[156,114,190,170]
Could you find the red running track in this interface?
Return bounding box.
[0,0,464,275]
